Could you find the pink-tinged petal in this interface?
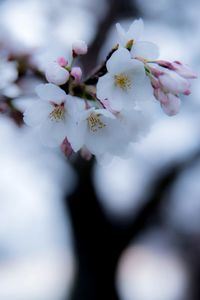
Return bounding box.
[127,19,144,42]
[161,94,181,116]
[172,61,198,79]
[36,83,67,103]
[156,60,174,69]
[45,62,69,85]
[71,66,82,83]
[61,137,73,157]
[150,77,161,89]
[154,88,169,105]
[159,71,190,94]
[100,99,119,114]
[131,41,159,60]
[106,48,131,74]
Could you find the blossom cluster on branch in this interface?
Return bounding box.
[22,19,197,160]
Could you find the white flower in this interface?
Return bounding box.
[116,19,159,60]
[96,48,148,111]
[24,83,79,147]
[68,107,126,156]
[45,61,69,85]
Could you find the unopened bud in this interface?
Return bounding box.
[71,67,82,83]
[45,62,69,85]
[57,56,68,67]
[72,40,88,56]
[158,70,190,95]
[172,61,198,79]
[161,94,181,116]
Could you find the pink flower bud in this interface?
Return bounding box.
[150,77,161,89]
[158,70,190,95]
[172,61,198,79]
[72,40,88,56]
[149,66,164,77]
[154,88,169,105]
[57,56,68,67]
[45,62,69,85]
[161,94,181,116]
[156,60,175,69]
[61,138,73,157]
[71,66,82,83]
[156,60,197,79]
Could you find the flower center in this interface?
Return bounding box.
[49,102,65,122]
[87,112,106,132]
[114,73,131,91]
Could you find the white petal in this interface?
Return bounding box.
[106,48,131,74]
[119,109,151,142]
[85,116,126,156]
[36,83,67,103]
[106,87,125,111]
[39,119,68,147]
[97,108,116,119]
[131,75,154,102]
[116,23,127,46]
[131,41,159,60]
[23,101,52,127]
[96,73,114,100]
[126,59,146,83]
[65,95,85,120]
[67,120,87,152]
[127,19,144,42]
[84,126,111,156]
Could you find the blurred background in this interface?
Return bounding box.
[0,0,200,299]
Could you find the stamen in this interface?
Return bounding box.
[49,102,65,122]
[114,73,131,91]
[87,112,106,132]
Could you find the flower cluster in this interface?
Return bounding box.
[23,19,197,160]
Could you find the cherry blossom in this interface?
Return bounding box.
[96,48,147,111]
[19,18,197,160]
[23,83,79,147]
[116,19,159,60]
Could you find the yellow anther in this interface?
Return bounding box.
[87,112,106,132]
[114,73,131,91]
[49,103,65,122]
